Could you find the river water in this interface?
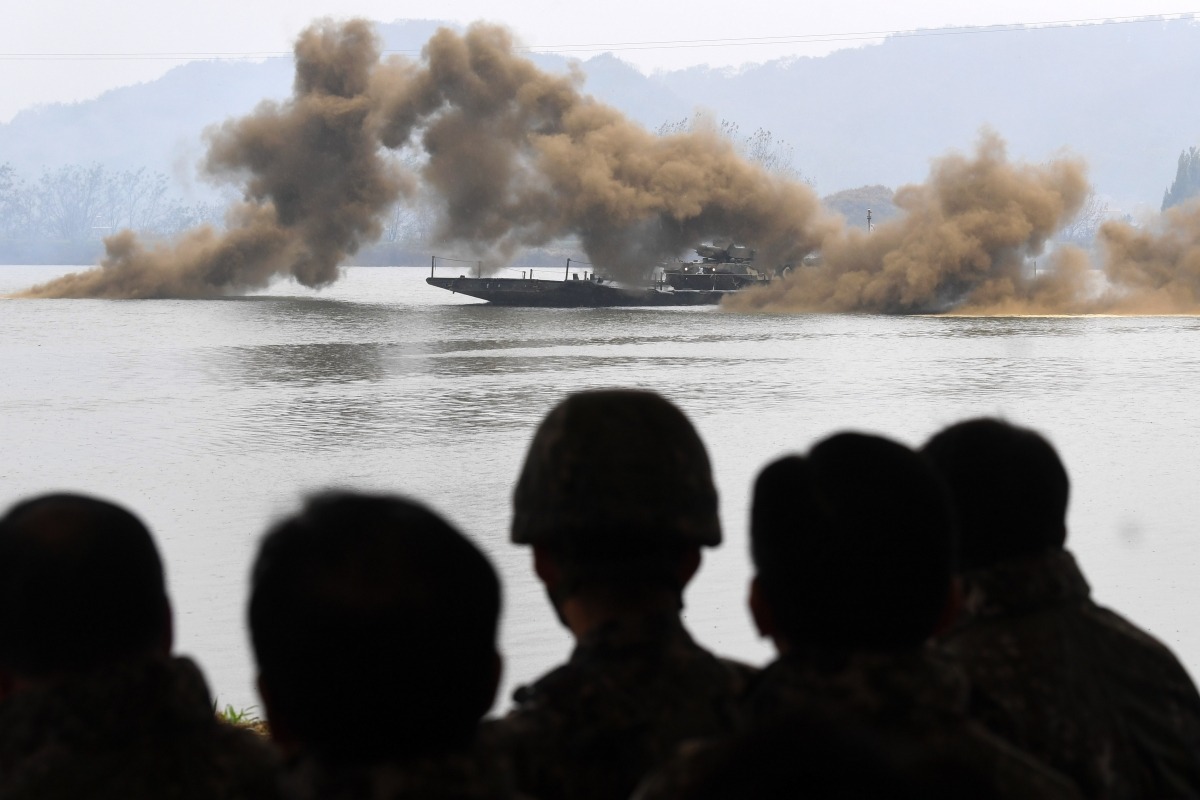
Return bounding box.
[3,264,1200,712]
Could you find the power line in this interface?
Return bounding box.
[0,12,1195,61]
[531,13,1200,53]
[0,52,293,61]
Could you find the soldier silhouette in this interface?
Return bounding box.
[926,418,1200,798]
[0,493,279,800]
[485,389,754,800]
[637,433,1079,799]
[249,491,522,800]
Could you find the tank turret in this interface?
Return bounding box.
[660,241,769,292]
[694,242,756,263]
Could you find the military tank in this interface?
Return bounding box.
[661,242,772,291]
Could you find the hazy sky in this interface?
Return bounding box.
[2,2,1196,122]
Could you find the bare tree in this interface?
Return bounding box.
[655,117,691,137]
[34,164,108,241]
[741,127,803,183]
[1059,191,1110,244]
[100,168,171,233]
[0,162,235,261]
[383,193,437,246]
[381,200,406,243]
[0,163,33,241]
[657,113,810,185]
[378,151,438,247]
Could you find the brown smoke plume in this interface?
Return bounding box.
[369,24,834,275]
[946,245,1097,316]
[20,20,407,299]
[952,196,1200,316]
[727,132,1090,314]
[26,20,1200,314]
[1092,203,1200,314]
[19,20,833,299]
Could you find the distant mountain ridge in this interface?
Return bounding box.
[659,17,1200,206]
[2,16,1199,207]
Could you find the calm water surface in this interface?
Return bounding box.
[4,265,1200,712]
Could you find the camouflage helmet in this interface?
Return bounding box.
[511,389,721,548]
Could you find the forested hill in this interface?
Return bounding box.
[0,20,690,204]
[660,17,1200,206]
[3,16,1200,208]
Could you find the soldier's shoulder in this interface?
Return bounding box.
[1084,602,1194,668]
[482,663,588,752]
[630,738,726,800]
[206,721,284,798]
[951,719,1083,799]
[505,661,593,718]
[715,656,758,693]
[280,751,526,800]
[503,643,749,716]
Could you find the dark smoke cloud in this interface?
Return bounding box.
[893,170,1200,316]
[369,24,835,275]
[20,19,1200,315]
[19,19,407,299]
[722,130,1200,317]
[18,20,833,299]
[1091,204,1200,314]
[726,132,1091,314]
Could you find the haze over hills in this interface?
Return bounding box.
[0,20,691,203]
[660,16,1200,207]
[1,16,1198,221]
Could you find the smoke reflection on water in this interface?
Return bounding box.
[925,316,1090,339]
[933,357,1093,401]
[226,343,389,385]
[6,266,1200,712]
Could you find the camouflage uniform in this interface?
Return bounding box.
[634,647,1080,799]
[0,655,280,800]
[943,548,1200,798]
[279,748,528,800]
[484,612,755,800]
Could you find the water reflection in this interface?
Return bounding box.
[248,297,404,337]
[237,392,401,452]
[425,353,762,379]
[425,337,571,356]
[423,311,687,352]
[402,386,546,437]
[931,356,1093,399]
[13,267,1200,716]
[427,354,630,378]
[203,342,398,452]
[928,316,1089,339]
[221,343,388,386]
